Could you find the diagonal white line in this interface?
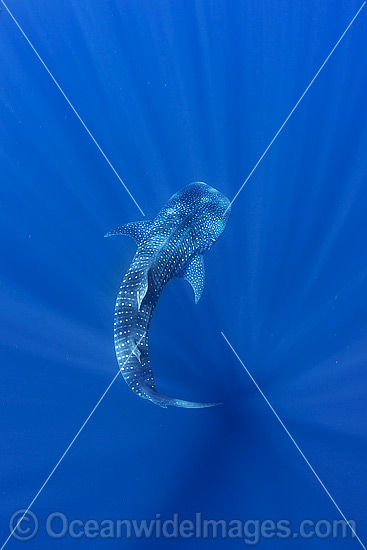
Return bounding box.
[221,332,366,549]
[0,334,146,550]
[225,1,366,214]
[0,0,145,217]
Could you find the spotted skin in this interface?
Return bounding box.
[106,182,231,408]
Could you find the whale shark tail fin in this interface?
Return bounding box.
[141,384,222,409]
[157,397,222,409]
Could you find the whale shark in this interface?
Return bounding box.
[105,182,231,408]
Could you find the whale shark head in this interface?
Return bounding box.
[194,182,231,245]
[160,181,231,252]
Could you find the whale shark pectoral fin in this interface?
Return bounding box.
[177,254,205,303]
[104,220,153,246]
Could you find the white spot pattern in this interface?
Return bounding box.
[110,182,230,406]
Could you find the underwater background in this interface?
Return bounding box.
[0,0,366,548]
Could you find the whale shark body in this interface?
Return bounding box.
[106,182,231,408]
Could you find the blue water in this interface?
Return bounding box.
[1,0,366,548]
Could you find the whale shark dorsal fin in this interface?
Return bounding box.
[104,220,153,246]
[177,254,205,303]
[137,273,149,309]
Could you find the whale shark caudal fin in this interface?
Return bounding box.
[176,254,205,303]
[104,220,153,246]
[141,384,221,409]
